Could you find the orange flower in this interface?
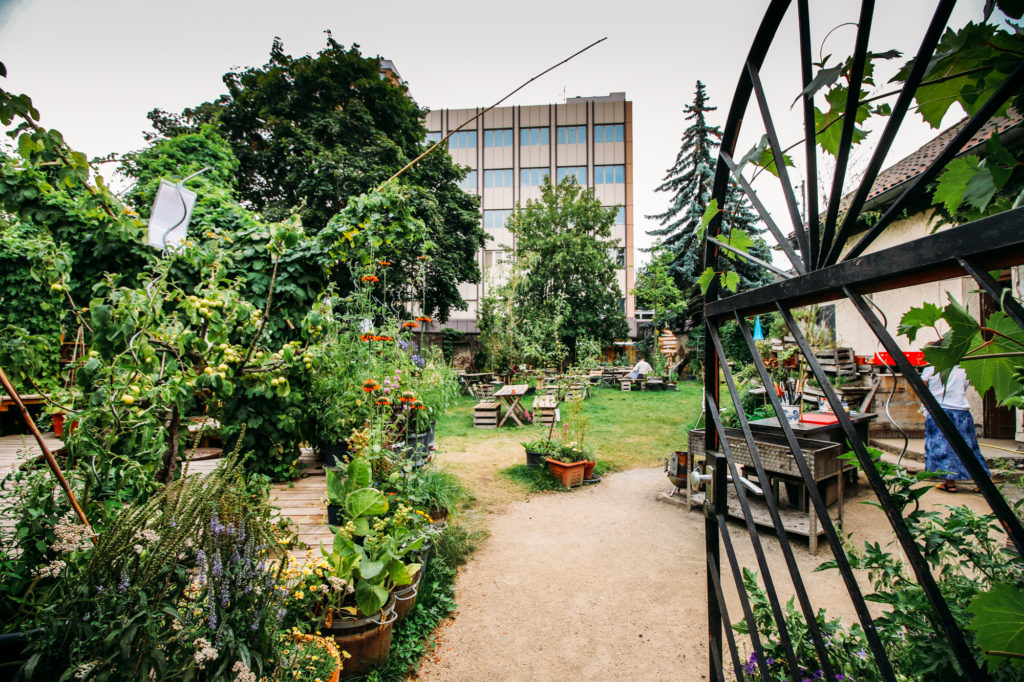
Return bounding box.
[412,399,426,410]
[416,255,430,261]
[381,335,393,341]
[375,398,390,406]
[362,378,380,392]
[399,391,416,403]
[361,275,379,283]
[378,260,392,266]
[360,333,374,342]
[415,316,432,323]
[402,321,419,329]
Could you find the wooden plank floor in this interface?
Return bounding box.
[0,432,64,476]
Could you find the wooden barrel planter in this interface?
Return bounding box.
[326,595,397,678]
[393,568,423,622]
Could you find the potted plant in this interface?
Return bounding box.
[276,632,343,682]
[545,444,589,488]
[406,468,466,527]
[521,434,556,468]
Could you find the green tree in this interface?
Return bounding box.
[506,178,628,359]
[632,245,686,330]
[146,35,484,321]
[648,80,771,326]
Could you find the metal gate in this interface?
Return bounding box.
[700,1,1024,680]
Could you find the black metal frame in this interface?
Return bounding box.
[701,2,1024,680]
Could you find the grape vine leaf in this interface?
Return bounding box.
[967,582,1024,669]
[697,267,716,296]
[923,294,980,382]
[697,198,719,238]
[898,302,944,342]
[933,156,981,214]
[961,311,1024,404]
[721,270,740,292]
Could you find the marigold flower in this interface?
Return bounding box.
[362,379,380,392]
[415,316,432,323]
[402,321,419,329]
[361,275,379,283]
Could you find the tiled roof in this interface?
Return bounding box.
[858,110,1023,209]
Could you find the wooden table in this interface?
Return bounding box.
[457,373,493,397]
[746,411,876,446]
[0,394,47,412]
[494,384,530,427]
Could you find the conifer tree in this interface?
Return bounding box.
[648,81,771,327]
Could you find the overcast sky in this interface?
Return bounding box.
[0,0,993,265]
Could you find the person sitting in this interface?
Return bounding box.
[627,355,653,380]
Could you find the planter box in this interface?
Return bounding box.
[546,458,586,488]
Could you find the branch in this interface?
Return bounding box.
[241,256,279,367]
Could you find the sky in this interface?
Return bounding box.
[0,0,994,267]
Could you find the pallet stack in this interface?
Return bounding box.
[620,378,632,391]
[533,395,558,426]
[473,401,500,429]
[565,383,587,401]
[814,347,856,376]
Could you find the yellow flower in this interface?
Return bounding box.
[295,590,304,599]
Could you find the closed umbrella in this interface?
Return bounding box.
[753,316,764,341]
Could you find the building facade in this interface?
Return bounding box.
[424,93,635,326]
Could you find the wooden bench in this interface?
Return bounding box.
[473,401,501,429]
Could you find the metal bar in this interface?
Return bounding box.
[818,0,875,267]
[746,60,810,266]
[705,207,1024,319]
[0,365,94,539]
[707,236,792,278]
[732,311,897,681]
[843,58,1024,262]
[722,151,806,275]
[708,323,836,678]
[797,0,820,269]
[958,256,1024,330]
[707,553,747,682]
[711,451,772,682]
[704,391,803,676]
[778,301,984,679]
[824,0,956,266]
[845,287,1024,556]
[706,441,723,681]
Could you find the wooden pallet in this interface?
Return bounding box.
[533,395,558,425]
[473,401,500,428]
[814,347,857,375]
[620,379,632,391]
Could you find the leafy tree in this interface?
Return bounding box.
[146,35,485,321]
[648,81,771,327]
[506,178,628,360]
[632,245,685,329]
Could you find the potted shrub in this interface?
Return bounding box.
[406,468,466,527]
[522,435,556,468]
[545,444,589,488]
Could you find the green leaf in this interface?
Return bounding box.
[388,559,412,586]
[721,270,740,292]
[792,64,844,107]
[697,267,716,296]
[963,165,998,212]
[967,582,1024,668]
[346,456,372,489]
[325,469,346,506]
[17,133,34,159]
[358,557,384,580]
[354,580,390,616]
[697,199,719,238]
[898,302,944,342]
[925,294,981,382]
[961,311,1024,404]
[344,488,388,519]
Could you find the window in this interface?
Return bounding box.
[484,129,513,147]
[608,247,626,267]
[484,169,514,188]
[594,124,624,143]
[458,170,477,191]
[483,209,513,229]
[425,131,442,144]
[520,167,550,186]
[520,127,549,146]
[594,165,625,184]
[609,205,625,224]
[449,131,476,149]
[556,166,587,185]
[556,125,586,145]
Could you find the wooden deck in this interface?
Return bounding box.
[1,434,332,553]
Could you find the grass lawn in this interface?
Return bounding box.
[433,383,704,507]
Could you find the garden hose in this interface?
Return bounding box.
[865,296,909,467]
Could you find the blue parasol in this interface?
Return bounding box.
[753,316,764,341]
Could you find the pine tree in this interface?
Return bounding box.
[648,81,771,327]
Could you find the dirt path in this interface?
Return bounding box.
[417,464,1000,681]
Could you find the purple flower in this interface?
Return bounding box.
[855,649,866,660]
[411,354,425,367]
[835,675,846,681]
[397,339,409,350]
[766,658,774,666]
[118,571,130,593]
[210,513,224,536]
[237,521,246,543]
[220,584,230,607]
[814,671,824,680]
[226,522,235,537]
[208,598,218,630]
[212,551,223,579]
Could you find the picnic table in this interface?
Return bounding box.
[457,372,493,397]
[493,384,530,427]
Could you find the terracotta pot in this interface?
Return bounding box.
[545,458,586,488]
[583,460,596,480]
[51,413,65,437]
[325,594,397,678]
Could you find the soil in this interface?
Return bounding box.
[418,444,1002,680]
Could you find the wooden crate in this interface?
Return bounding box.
[565,383,587,401]
[533,395,558,426]
[473,401,500,429]
[620,379,632,391]
[476,383,496,399]
[814,347,857,375]
[688,428,842,481]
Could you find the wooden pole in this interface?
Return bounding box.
[0,365,94,539]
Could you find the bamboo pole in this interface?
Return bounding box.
[0,365,94,540]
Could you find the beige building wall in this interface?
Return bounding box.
[424,93,635,330]
[833,211,1020,435]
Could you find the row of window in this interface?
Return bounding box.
[429,124,625,149]
[460,166,626,189]
[482,205,625,229]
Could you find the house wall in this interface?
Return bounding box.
[834,211,985,427]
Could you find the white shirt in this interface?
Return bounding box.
[921,365,971,410]
[632,360,653,375]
